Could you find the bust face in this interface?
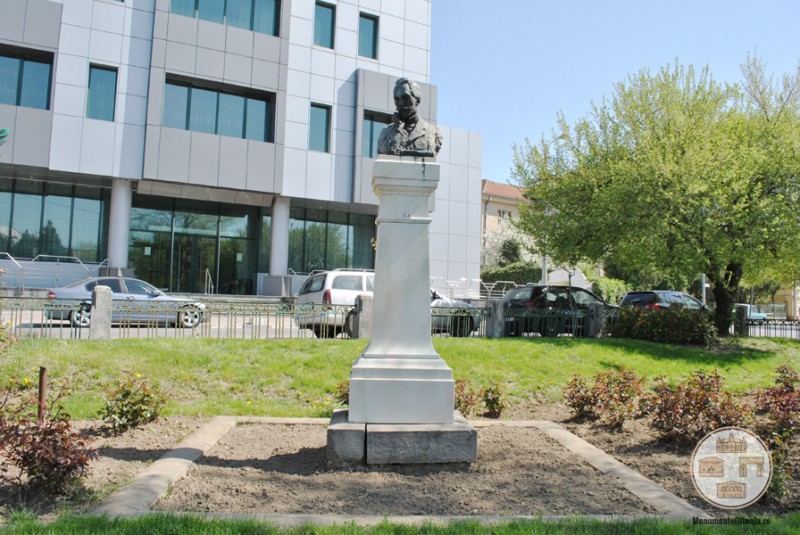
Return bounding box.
[393,83,419,121]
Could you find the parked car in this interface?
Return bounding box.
[430,289,481,337]
[735,303,769,322]
[295,269,481,338]
[294,269,375,338]
[46,276,206,328]
[501,284,615,337]
[619,290,707,312]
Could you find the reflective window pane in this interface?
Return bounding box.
[189,87,217,134]
[197,0,224,23]
[218,93,245,138]
[253,0,279,35]
[0,56,20,106]
[314,2,335,48]
[163,83,189,129]
[362,112,390,158]
[226,0,252,29]
[309,104,330,152]
[358,14,378,59]
[245,97,267,141]
[10,181,43,258]
[71,197,102,262]
[19,59,51,110]
[41,189,72,256]
[171,0,195,17]
[87,65,117,121]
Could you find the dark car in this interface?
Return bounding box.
[47,276,206,328]
[501,284,614,337]
[619,290,707,312]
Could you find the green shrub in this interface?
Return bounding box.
[563,368,647,430]
[334,380,349,406]
[648,370,751,443]
[481,382,508,419]
[0,376,97,493]
[588,277,630,305]
[608,308,716,345]
[99,372,166,433]
[480,261,541,286]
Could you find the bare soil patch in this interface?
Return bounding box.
[2,401,798,522]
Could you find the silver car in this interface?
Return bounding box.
[46,276,206,328]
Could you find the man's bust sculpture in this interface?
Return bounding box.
[377,78,443,158]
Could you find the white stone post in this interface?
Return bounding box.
[348,158,455,425]
[108,179,132,268]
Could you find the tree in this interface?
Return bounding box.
[513,56,800,335]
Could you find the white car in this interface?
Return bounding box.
[294,269,374,338]
[736,303,768,322]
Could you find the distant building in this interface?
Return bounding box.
[0,0,481,297]
[480,179,526,247]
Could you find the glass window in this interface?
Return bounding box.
[0,56,20,106]
[309,104,330,152]
[197,0,224,23]
[314,2,335,48]
[41,187,72,257]
[358,13,378,59]
[245,97,267,141]
[87,65,117,121]
[362,111,390,158]
[218,92,245,138]
[253,0,279,36]
[0,51,52,110]
[18,58,51,110]
[226,0,252,29]
[189,87,218,134]
[71,197,102,262]
[9,181,43,258]
[125,278,155,295]
[164,80,272,141]
[171,0,195,17]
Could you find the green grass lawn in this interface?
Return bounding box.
[1,336,798,419]
[1,512,798,534]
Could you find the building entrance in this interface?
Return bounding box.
[172,234,217,294]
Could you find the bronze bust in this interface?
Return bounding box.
[377,78,442,158]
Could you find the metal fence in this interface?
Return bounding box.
[0,297,491,341]
[737,319,800,340]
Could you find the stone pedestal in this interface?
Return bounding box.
[328,157,477,466]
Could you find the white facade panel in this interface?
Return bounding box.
[283,120,309,150]
[89,30,123,64]
[311,49,337,78]
[309,74,335,103]
[59,24,91,57]
[115,123,146,178]
[124,6,155,40]
[56,54,88,87]
[122,37,153,70]
[281,148,309,197]
[80,120,116,176]
[61,0,93,28]
[195,47,225,80]
[53,83,86,118]
[49,114,84,171]
[92,1,125,35]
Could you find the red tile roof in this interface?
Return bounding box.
[482,179,526,201]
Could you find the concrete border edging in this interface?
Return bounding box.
[93,416,710,523]
[94,416,236,517]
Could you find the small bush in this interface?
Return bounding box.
[0,376,97,493]
[334,380,349,406]
[481,382,508,419]
[648,370,751,443]
[454,378,481,418]
[755,364,800,498]
[563,369,646,430]
[99,373,166,434]
[480,261,541,286]
[563,375,595,418]
[608,308,716,345]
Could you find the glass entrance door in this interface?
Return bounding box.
[172,234,217,293]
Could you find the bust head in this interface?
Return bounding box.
[393,78,421,121]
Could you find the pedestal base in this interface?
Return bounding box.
[348,354,455,424]
[326,409,477,468]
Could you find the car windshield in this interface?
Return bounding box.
[502,286,534,303]
[621,292,656,306]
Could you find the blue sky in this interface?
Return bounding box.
[430,0,800,184]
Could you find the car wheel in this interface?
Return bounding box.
[540,316,559,338]
[344,310,356,338]
[312,326,324,338]
[178,306,201,329]
[448,314,474,337]
[70,307,91,328]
